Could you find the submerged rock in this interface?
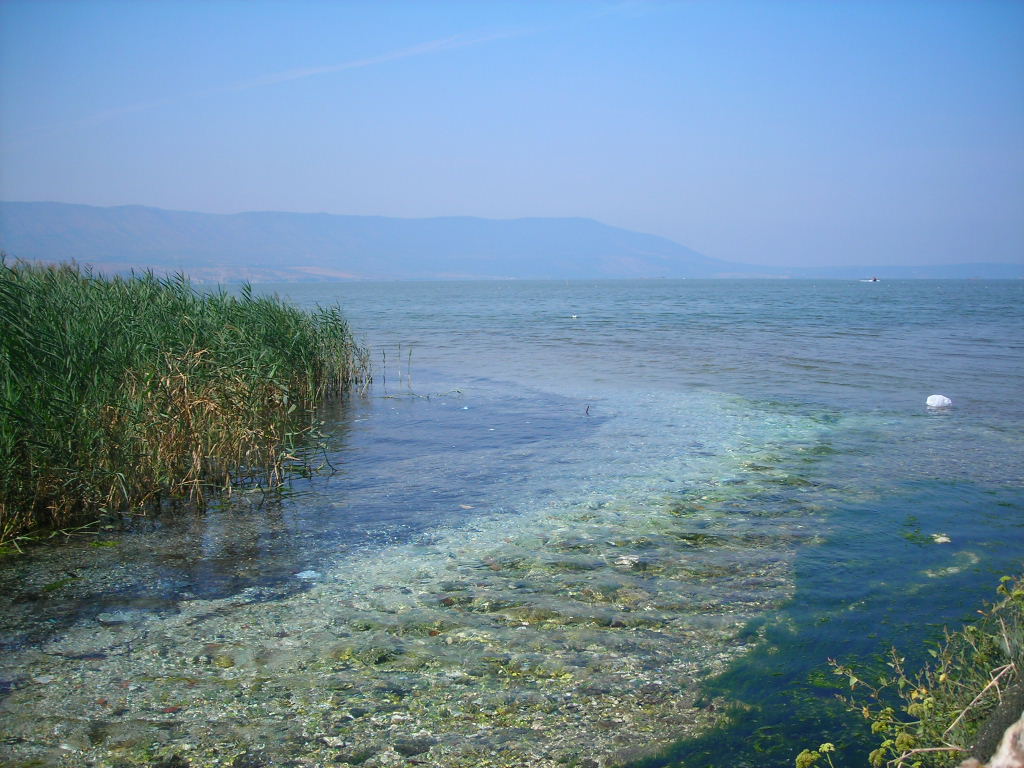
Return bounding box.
[96,610,149,627]
[150,755,190,768]
[212,653,236,668]
[393,735,437,756]
[333,744,378,764]
[231,750,271,768]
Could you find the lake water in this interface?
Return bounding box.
[1,279,1022,768]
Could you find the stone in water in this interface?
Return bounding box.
[926,394,952,408]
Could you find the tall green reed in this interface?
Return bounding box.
[0,258,369,544]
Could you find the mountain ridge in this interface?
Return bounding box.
[0,201,1019,281]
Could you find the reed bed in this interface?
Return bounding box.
[0,259,369,545]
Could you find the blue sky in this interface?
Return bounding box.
[1,0,1021,267]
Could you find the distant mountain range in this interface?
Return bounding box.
[0,201,1019,281]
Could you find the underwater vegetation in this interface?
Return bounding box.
[0,258,369,545]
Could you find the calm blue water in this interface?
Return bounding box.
[276,278,1024,766]
[1,279,1021,767]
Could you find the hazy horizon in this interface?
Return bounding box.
[1,1,1022,269]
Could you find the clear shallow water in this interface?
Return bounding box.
[1,279,1021,767]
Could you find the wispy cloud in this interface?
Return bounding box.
[232,31,519,91]
[9,29,520,145]
[76,97,177,128]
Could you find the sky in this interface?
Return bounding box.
[1,0,1022,268]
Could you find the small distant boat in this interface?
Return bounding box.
[860,276,880,283]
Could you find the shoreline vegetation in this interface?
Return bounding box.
[0,258,369,546]
[799,575,1024,768]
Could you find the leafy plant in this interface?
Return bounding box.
[798,575,1024,768]
[795,742,837,768]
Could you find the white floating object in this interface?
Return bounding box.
[931,533,951,544]
[295,570,320,580]
[926,394,953,408]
